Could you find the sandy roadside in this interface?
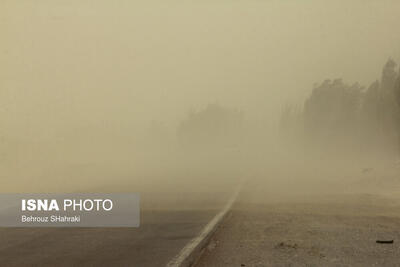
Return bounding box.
[197,164,400,267]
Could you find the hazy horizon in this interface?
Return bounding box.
[2,1,400,131]
[1,0,400,191]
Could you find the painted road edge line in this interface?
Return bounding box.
[166,184,242,267]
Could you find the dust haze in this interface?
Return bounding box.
[1,0,400,205]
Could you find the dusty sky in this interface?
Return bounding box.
[1,0,400,137]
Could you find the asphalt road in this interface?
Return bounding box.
[0,188,234,267]
[0,209,214,267]
[0,161,243,267]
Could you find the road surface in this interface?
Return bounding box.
[0,174,239,267]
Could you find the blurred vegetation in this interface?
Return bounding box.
[177,103,244,151]
[280,59,400,157]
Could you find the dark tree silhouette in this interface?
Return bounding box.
[394,73,400,154]
[303,79,363,143]
[378,59,399,134]
[279,58,400,156]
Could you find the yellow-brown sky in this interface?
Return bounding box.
[1,0,400,135]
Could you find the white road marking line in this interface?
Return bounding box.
[166,184,242,267]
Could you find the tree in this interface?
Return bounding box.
[378,59,399,134]
[303,79,363,144]
[394,73,400,155]
[177,103,244,150]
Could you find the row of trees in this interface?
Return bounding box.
[145,58,400,158]
[281,59,400,155]
[177,103,244,150]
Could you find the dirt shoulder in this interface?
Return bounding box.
[197,161,400,267]
[197,193,400,267]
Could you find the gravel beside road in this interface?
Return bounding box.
[197,193,400,267]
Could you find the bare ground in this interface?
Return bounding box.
[197,164,400,267]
